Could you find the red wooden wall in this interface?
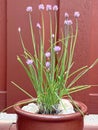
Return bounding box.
[59,0,98,114]
[0,0,98,113]
[0,0,7,111]
[6,0,59,112]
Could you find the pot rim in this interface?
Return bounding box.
[14,98,87,121]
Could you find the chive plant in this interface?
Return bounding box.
[12,4,98,114]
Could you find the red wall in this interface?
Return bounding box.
[0,0,7,111]
[59,0,98,113]
[6,0,59,112]
[0,0,97,113]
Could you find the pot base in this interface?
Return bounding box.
[17,116,83,130]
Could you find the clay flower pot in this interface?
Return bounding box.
[14,99,87,130]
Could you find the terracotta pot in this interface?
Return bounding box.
[14,99,87,130]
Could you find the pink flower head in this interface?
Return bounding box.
[64,19,73,25]
[65,12,69,18]
[46,4,52,11]
[53,5,58,11]
[74,11,80,18]
[26,6,33,12]
[51,34,55,38]
[45,61,50,68]
[26,59,33,65]
[45,52,51,58]
[38,4,45,10]
[18,27,21,32]
[54,46,61,52]
[36,23,41,29]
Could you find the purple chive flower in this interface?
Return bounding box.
[36,23,41,29]
[26,6,33,12]
[38,4,45,10]
[74,11,80,18]
[45,61,50,68]
[53,5,58,11]
[54,46,61,52]
[26,59,33,65]
[64,19,73,25]
[18,27,21,32]
[45,52,51,58]
[46,4,52,11]
[65,12,69,18]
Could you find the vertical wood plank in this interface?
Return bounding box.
[0,0,7,110]
[59,0,98,113]
[0,0,6,90]
[7,0,58,111]
[7,0,40,111]
[87,0,98,113]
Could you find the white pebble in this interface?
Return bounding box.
[58,99,75,114]
[22,103,39,113]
